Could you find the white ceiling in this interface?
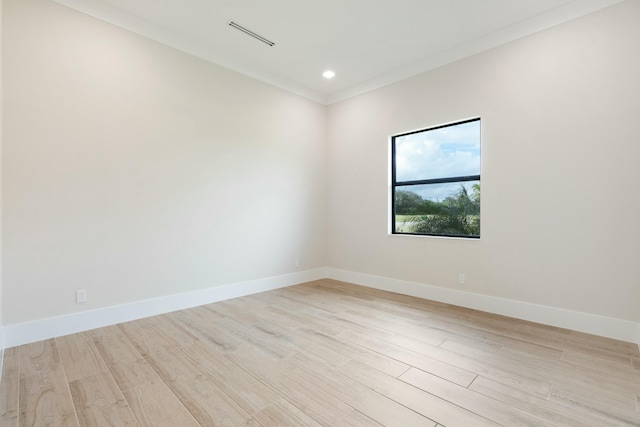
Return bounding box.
[53,0,624,104]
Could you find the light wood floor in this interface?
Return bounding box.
[1,280,639,426]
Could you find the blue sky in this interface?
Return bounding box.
[395,119,480,201]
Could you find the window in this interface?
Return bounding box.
[391,118,481,238]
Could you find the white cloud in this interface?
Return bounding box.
[395,120,480,182]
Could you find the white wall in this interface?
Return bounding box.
[3,0,639,346]
[0,0,4,367]
[326,1,640,325]
[2,0,326,326]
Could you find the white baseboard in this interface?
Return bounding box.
[3,268,326,348]
[326,268,640,345]
[4,266,639,349]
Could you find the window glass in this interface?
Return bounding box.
[392,118,481,238]
[395,120,480,182]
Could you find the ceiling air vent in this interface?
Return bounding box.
[228,21,275,47]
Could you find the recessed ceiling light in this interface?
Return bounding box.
[323,70,336,79]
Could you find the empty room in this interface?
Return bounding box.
[1,0,639,425]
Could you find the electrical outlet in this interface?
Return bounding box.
[458,273,466,285]
[295,258,300,268]
[76,289,87,303]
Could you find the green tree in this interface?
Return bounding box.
[394,190,424,215]
[413,184,480,236]
[471,183,480,204]
[395,190,447,216]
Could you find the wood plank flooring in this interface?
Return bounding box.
[1,279,639,426]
